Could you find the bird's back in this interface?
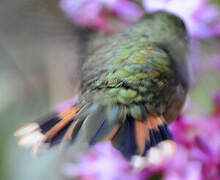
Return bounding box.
[81,27,178,118]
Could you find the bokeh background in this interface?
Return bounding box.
[0,0,220,180]
[0,1,82,179]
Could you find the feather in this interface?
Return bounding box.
[15,105,81,151]
[134,118,149,154]
[134,114,172,156]
[15,100,173,158]
[84,104,107,144]
[112,116,137,159]
[104,124,121,141]
[87,105,122,145]
[44,107,79,140]
[48,120,73,147]
[130,104,147,120]
[14,123,39,137]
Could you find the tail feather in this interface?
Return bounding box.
[39,115,61,134]
[84,104,108,145]
[48,120,73,147]
[112,116,137,159]
[44,107,79,140]
[134,114,163,155]
[70,117,85,143]
[15,105,82,152]
[143,115,172,156]
[135,118,149,155]
[15,101,173,158]
[104,123,121,141]
[86,104,124,145]
[62,120,79,142]
[158,124,172,140]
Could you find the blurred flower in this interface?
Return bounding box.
[210,56,220,70]
[142,147,203,180]
[143,0,220,38]
[55,96,78,113]
[60,0,143,32]
[169,115,198,148]
[188,39,202,85]
[213,92,220,116]
[63,142,139,180]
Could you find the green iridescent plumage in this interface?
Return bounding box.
[81,11,189,120]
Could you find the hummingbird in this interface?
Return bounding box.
[15,11,189,159]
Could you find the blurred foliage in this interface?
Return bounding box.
[189,38,220,111]
[0,0,82,179]
[213,0,220,5]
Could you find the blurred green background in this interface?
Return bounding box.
[0,0,219,180]
[0,1,81,179]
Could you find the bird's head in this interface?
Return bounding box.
[140,11,190,89]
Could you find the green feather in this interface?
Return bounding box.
[130,104,147,120]
[81,11,189,119]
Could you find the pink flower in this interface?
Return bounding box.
[169,115,198,148]
[213,92,220,116]
[143,0,220,38]
[63,142,139,180]
[55,96,78,113]
[210,56,220,70]
[60,0,142,32]
[140,146,203,180]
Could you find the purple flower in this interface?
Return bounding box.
[213,92,220,116]
[55,96,78,113]
[169,115,198,148]
[140,145,203,180]
[63,142,139,180]
[210,56,220,70]
[143,0,220,38]
[60,0,142,32]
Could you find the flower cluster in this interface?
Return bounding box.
[60,0,142,33]
[62,142,139,180]
[210,55,220,70]
[144,0,220,39]
[63,93,220,180]
[60,0,220,38]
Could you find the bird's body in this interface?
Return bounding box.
[15,11,189,159]
[83,34,180,119]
